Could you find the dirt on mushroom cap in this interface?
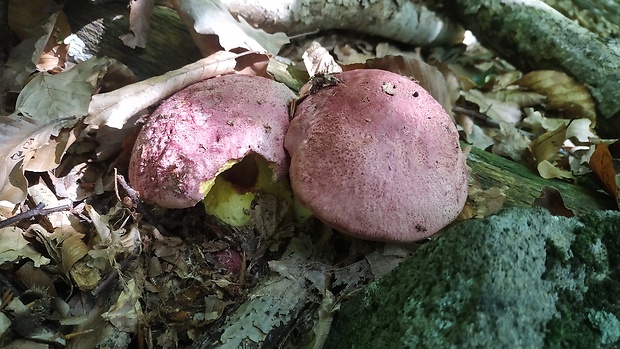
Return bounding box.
[129,74,295,209]
[285,69,468,242]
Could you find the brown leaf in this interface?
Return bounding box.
[365,55,452,115]
[529,123,569,164]
[589,143,619,206]
[515,70,596,124]
[532,186,574,217]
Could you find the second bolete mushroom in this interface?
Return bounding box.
[129,74,295,226]
[285,69,468,242]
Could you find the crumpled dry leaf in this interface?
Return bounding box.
[0,115,75,203]
[0,58,113,203]
[173,0,289,55]
[492,122,530,161]
[101,279,143,332]
[302,41,343,77]
[3,0,72,89]
[27,223,88,276]
[460,175,506,220]
[515,70,596,123]
[0,226,50,267]
[25,127,78,173]
[461,89,522,124]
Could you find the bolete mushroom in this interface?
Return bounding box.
[285,69,467,242]
[129,74,295,225]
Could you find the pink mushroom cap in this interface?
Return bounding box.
[129,74,295,208]
[285,69,468,242]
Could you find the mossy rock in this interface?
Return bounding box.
[325,208,620,348]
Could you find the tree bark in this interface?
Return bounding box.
[466,146,614,215]
[64,0,201,80]
[433,0,620,138]
[221,0,464,47]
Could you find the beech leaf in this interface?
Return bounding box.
[515,70,596,123]
[589,143,619,206]
[365,55,452,114]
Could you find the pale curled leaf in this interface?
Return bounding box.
[119,0,155,49]
[537,160,574,180]
[176,0,289,55]
[85,51,240,128]
[303,41,343,76]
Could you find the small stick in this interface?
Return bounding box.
[0,203,72,229]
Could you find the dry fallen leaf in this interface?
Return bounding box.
[365,55,452,114]
[0,226,50,267]
[537,160,574,180]
[172,0,289,55]
[515,70,596,124]
[529,123,569,164]
[492,122,530,161]
[0,115,75,203]
[589,142,619,206]
[119,0,155,49]
[461,89,522,124]
[532,186,574,217]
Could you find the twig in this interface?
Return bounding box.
[0,203,72,229]
[91,252,138,299]
[452,105,501,128]
[116,171,140,207]
[115,172,170,235]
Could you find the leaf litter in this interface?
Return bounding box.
[0,1,618,348]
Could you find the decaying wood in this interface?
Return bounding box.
[433,0,620,138]
[220,0,464,47]
[466,146,614,215]
[64,0,201,80]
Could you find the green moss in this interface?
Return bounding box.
[543,211,620,348]
[326,209,620,349]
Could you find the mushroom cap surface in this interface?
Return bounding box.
[285,69,467,242]
[129,74,295,208]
